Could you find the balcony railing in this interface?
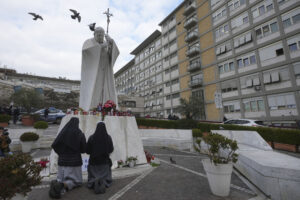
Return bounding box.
[183,2,196,16]
[188,61,201,72]
[186,46,200,57]
[184,17,197,29]
[185,31,199,43]
[189,78,203,88]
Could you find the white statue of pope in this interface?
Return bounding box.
[79,26,119,111]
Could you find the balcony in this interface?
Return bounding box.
[189,78,203,88]
[184,17,197,29]
[188,61,201,72]
[183,2,196,16]
[186,46,200,57]
[185,31,199,43]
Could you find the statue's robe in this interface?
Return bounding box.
[79,38,119,111]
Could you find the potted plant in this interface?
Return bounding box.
[126,156,137,168]
[0,153,42,200]
[34,121,48,137]
[117,160,124,168]
[20,132,39,153]
[0,114,11,127]
[202,133,238,197]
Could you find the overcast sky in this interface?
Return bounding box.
[0,0,182,80]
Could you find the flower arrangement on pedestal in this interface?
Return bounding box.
[103,100,116,113]
[117,160,124,168]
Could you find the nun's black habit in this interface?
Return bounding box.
[86,122,114,189]
[51,117,86,191]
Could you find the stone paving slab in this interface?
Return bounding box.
[28,176,138,200]
[27,146,257,200]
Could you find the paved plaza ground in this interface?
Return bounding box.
[28,146,257,200]
[7,123,299,199]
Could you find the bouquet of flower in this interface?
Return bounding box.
[37,158,49,168]
[117,160,124,168]
[145,151,155,163]
[103,100,116,113]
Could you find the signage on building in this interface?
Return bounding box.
[214,92,222,109]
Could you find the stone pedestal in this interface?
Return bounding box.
[50,115,147,174]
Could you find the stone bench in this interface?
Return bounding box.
[140,129,193,151]
[212,130,300,200]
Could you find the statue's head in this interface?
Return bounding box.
[94,27,105,43]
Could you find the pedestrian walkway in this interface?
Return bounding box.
[28,147,258,200]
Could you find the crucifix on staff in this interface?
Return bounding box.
[103,8,113,34]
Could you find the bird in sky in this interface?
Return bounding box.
[170,157,176,164]
[88,23,96,31]
[69,9,81,22]
[28,12,43,21]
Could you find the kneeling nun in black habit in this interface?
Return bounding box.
[49,117,86,199]
[86,122,114,194]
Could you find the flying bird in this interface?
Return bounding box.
[69,9,81,22]
[170,157,176,164]
[88,23,96,31]
[28,12,43,21]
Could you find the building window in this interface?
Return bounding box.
[252,0,274,19]
[215,23,229,39]
[268,93,297,110]
[219,61,235,74]
[289,43,298,52]
[237,53,256,68]
[228,0,246,12]
[221,80,238,93]
[256,21,279,40]
[244,99,265,112]
[276,48,284,56]
[213,6,227,22]
[234,32,252,48]
[282,8,300,28]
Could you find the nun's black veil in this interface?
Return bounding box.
[89,122,113,156]
[52,117,83,152]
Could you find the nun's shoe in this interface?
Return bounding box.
[94,179,106,194]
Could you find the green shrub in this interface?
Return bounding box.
[136,118,300,145]
[0,114,11,123]
[34,121,48,129]
[192,129,203,138]
[20,132,39,142]
[0,153,42,200]
[204,133,238,165]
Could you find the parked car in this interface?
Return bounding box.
[34,107,65,124]
[223,119,264,127]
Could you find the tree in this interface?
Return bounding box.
[177,95,205,120]
[10,88,43,113]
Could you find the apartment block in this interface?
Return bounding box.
[115,0,300,126]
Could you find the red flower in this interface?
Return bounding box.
[38,160,49,168]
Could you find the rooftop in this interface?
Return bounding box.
[130,30,161,55]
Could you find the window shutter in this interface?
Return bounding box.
[253,77,260,86]
[271,71,280,82]
[263,73,271,84]
[246,79,253,87]
[285,94,296,105]
[268,97,276,107]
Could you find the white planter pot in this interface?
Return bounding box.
[21,141,34,153]
[202,158,233,197]
[128,161,135,168]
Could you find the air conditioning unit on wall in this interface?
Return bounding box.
[254,86,261,91]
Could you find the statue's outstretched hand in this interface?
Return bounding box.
[105,35,113,43]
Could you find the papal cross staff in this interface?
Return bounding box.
[103,8,113,34]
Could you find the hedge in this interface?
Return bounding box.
[20,132,39,142]
[136,118,300,145]
[34,121,48,129]
[0,114,11,123]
